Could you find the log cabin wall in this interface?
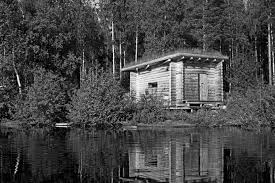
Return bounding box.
[130,60,223,104]
[183,61,223,102]
[135,65,170,101]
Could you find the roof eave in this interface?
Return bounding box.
[122,53,228,72]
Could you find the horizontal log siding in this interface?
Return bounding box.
[137,66,170,100]
[129,61,223,103]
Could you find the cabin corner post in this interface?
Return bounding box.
[169,63,172,106]
[214,61,224,102]
[136,71,140,100]
[170,62,177,106]
[175,62,184,105]
[182,63,185,101]
[130,71,138,100]
[221,61,224,102]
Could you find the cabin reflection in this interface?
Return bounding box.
[126,133,223,183]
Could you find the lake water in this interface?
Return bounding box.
[0,126,275,183]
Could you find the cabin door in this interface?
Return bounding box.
[199,74,208,101]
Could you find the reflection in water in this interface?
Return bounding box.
[127,130,224,183]
[0,127,275,182]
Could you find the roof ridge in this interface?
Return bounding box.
[122,51,228,71]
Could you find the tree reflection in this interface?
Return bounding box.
[67,129,129,183]
[1,127,275,183]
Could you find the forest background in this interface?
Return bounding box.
[0,0,274,128]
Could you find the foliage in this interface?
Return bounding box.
[23,0,105,82]
[12,68,68,126]
[225,85,275,128]
[68,72,127,127]
[227,52,259,89]
[131,94,166,124]
[0,0,106,97]
[69,78,169,126]
[0,0,108,125]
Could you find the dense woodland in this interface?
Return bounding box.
[0,0,275,127]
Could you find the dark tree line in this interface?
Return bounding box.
[102,0,275,88]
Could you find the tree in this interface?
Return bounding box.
[0,0,25,95]
[13,68,68,125]
[0,0,109,122]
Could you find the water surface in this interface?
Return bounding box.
[0,127,275,183]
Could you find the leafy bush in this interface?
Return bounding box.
[0,87,17,121]
[225,85,275,128]
[68,72,127,127]
[13,69,68,126]
[132,94,166,124]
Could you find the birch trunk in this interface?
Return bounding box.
[119,32,122,80]
[268,14,272,85]
[112,20,115,76]
[135,0,138,63]
[12,47,22,95]
[81,48,85,84]
[123,50,126,67]
[254,25,258,81]
[202,0,208,51]
[271,22,275,84]
[135,25,138,63]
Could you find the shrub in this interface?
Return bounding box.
[132,94,166,124]
[68,72,127,127]
[225,85,275,128]
[0,88,16,121]
[13,69,68,126]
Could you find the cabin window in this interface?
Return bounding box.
[148,82,158,88]
[147,82,158,95]
[145,154,158,167]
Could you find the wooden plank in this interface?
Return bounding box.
[199,74,208,101]
[170,62,177,105]
[176,62,184,104]
[185,73,199,101]
[184,65,222,102]
[136,66,170,100]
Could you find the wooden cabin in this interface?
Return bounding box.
[121,52,229,108]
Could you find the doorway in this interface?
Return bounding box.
[199,74,208,101]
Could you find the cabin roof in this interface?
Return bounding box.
[121,51,229,72]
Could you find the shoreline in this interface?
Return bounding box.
[0,118,270,131]
[0,120,23,129]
